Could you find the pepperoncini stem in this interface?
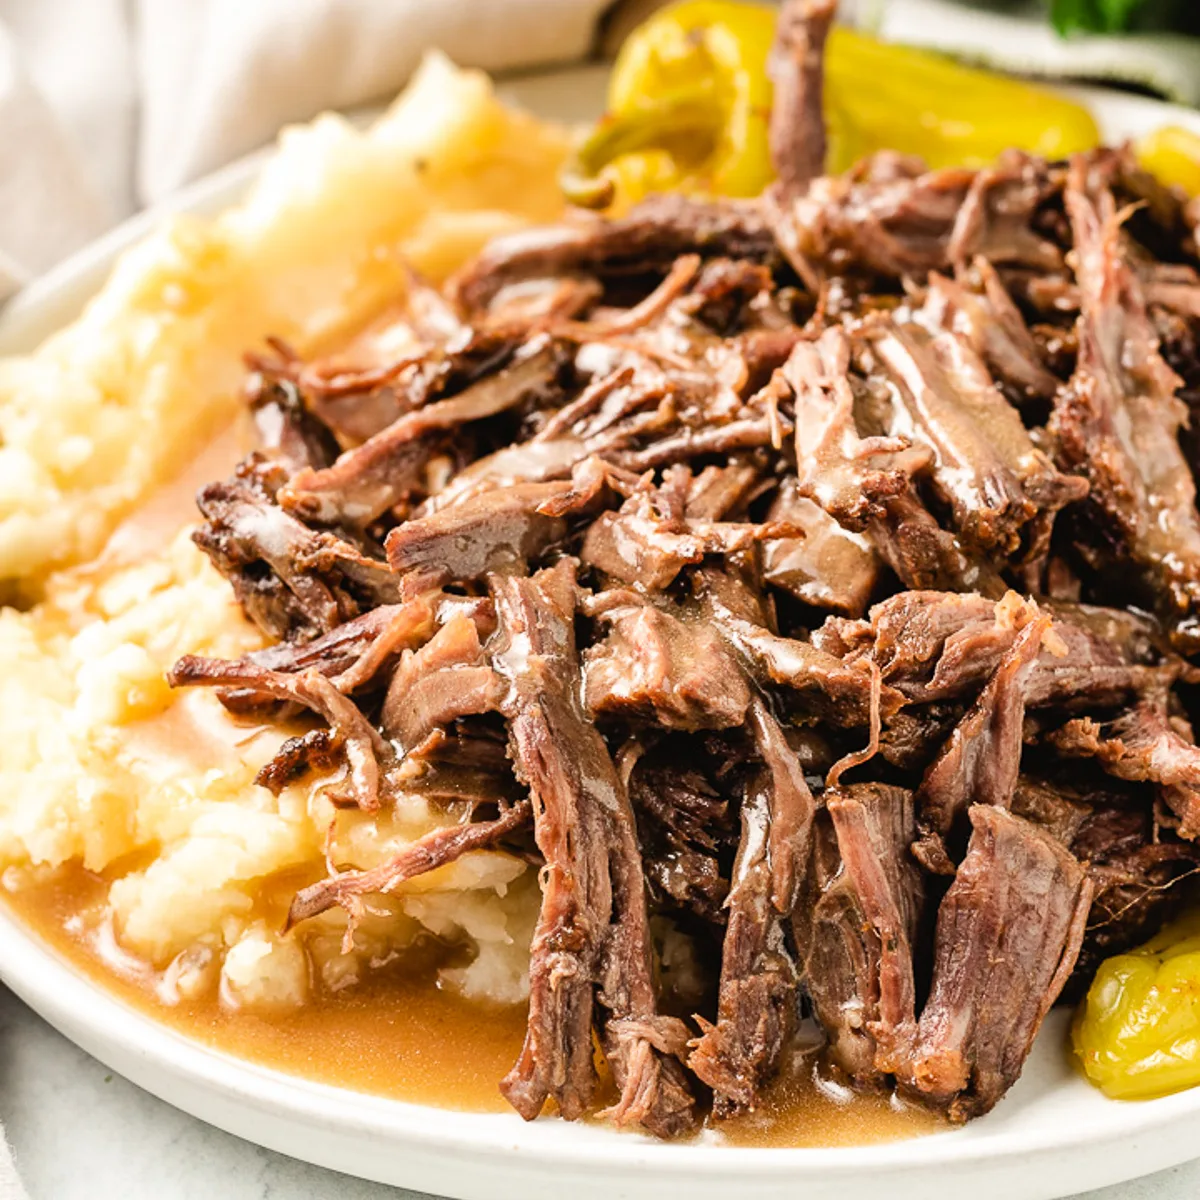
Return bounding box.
[562,93,722,210]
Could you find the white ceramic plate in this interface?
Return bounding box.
[3,65,1200,1200]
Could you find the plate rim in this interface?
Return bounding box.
[5,64,1200,1200]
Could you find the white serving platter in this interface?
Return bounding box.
[2,63,1200,1200]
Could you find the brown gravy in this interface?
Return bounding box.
[4,863,943,1147]
[98,418,254,568]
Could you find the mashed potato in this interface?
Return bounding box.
[0,56,567,1011]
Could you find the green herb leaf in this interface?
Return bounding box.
[1050,0,1136,33]
[1048,0,1200,34]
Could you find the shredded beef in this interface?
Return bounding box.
[453,193,781,313]
[166,0,1200,1137]
[688,699,814,1116]
[768,0,835,189]
[1048,697,1200,839]
[801,784,923,1084]
[1052,156,1200,645]
[907,807,1092,1121]
[914,607,1053,869]
[281,338,565,528]
[286,800,533,929]
[169,658,388,810]
[860,317,1086,558]
[919,259,1061,404]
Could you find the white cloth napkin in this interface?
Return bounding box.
[0,0,610,302]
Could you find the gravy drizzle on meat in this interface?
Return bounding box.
[169,0,1200,1136]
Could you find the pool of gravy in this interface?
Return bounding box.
[4,863,943,1146]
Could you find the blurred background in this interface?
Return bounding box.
[2,0,1200,299]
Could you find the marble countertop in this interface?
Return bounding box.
[0,986,1193,1200]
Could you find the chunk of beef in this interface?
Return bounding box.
[581,481,789,591]
[1010,775,1092,847]
[693,566,902,726]
[453,194,781,312]
[683,462,761,522]
[802,784,923,1085]
[919,260,1060,403]
[584,603,751,731]
[386,481,571,592]
[915,609,1053,870]
[490,563,610,1122]
[861,317,1086,558]
[492,562,689,1134]
[784,330,1003,594]
[831,784,922,1075]
[247,334,423,449]
[688,700,814,1116]
[563,254,702,337]
[281,338,564,528]
[1069,795,1200,983]
[878,703,964,771]
[419,433,591,514]
[815,590,1000,679]
[192,457,401,642]
[818,590,1170,710]
[1052,156,1200,644]
[796,812,874,1076]
[630,760,732,924]
[772,152,1061,282]
[907,806,1092,1120]
[679,258,777,333]
[380,612,503,752]
[598,769,700,1137]
[762,479,881,617]
[788,329,931,528]
[1048,698,1200,839]
[768,0,836,189]
[868,488,1007,596]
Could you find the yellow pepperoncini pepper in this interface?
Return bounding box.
[822,27,1100,172]
[1136,126,1200,197]
[1074,911,1200,1101]
[565,0,1101,210]
[562,0,778,209]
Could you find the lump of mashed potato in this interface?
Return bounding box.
[0,55,566,1012]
